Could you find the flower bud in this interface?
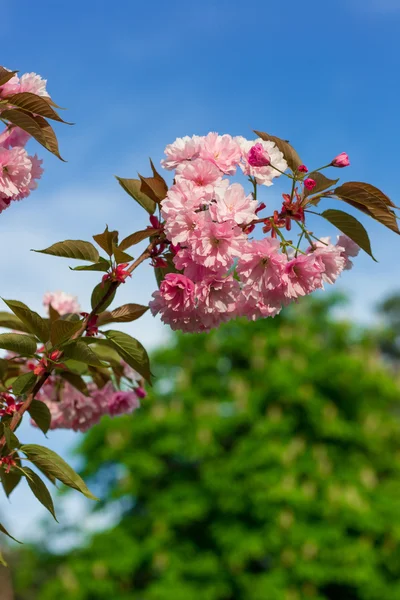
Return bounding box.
[298,165,308,173]
[247,143,271,167]
[304,178,317,191]
[331,152,350,168]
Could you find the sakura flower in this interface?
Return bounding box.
[149,273,198,331]
[283,253,324,299]
[195,275,240,329]
[0,127,30,149]
[236,137,287,186]
[108,390,140,417]
[161,135,200,170]
[237,238,288,299]
[308,238,346,284]
[210,182,258,225]
[331,152,350,168]
[173,248,212,282]
[247,143,271,167]
[0,72,20,98]
[19,72,49,97]
[190,220,245,272]
[13,154,44,200]
[198,132,242,175]
[43,291,81,316]
[176,158,222,197]
[0,146,32,200]
[336,234,360,270]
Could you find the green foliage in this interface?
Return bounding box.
[320,209,376,260]
[20,445,97,500]
[28,400,51,435]
[13,298,400,600]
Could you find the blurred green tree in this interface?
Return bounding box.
[13,296,400,600]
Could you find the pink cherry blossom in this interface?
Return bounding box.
[198,132,242,175]
[0,73,20,98]
[176,158,222,191]
[309,238,346,284]
[210,183,258,225]
[0,127,30,149]
[236,137,287,186]
[190,220,245,271]
[247,143,271,167]
[43,291,81,316]
[195,275,240,329]
[0,146,32,200]
[150,272,195,317]
[336,234,360,270]
[161,135,200,170]
[303,178,316,191]
[237,238,288,298]
[19,72,49,97]
[283,253,324,299]
[331,152,350,168]
[108,390,140,416]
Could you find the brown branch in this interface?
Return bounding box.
[0,239,157,449]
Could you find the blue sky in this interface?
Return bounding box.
[1,0,400,542]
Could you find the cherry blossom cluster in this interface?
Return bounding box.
[149,133,358,332]
[12,291,146,433]
[0,71,46,213]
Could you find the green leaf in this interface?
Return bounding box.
[3,299,50,343]
[119,228,160,251]
[254,130,301,172]
[20,444,98,500]
[63,359,89,375]
[48,304,60,323]
[12,372,37,396]
[0,468,22,498]
[50,318,83,347]
[113,245,133,265]
[33,240,100,262]
[91,281,116,312]
[0,311,30,333]
[28,400,51,435]
[115,177,156,214]
[7,92,71,124]
[333,182,399,234]
[0,549,6,566]
[303,172,339,199]
[62,340,105,367]
[93,226,118,256]
[0,109,47,147]
[0,358,8,379]
[70,259,110,272]
[104,330,151,383]
[24,467,58,521]
[0,522,21,544]
[97,303,149,326]
[0,333,37,356]
[320,209,377,261]
[3,423,20,450]
[88,342,123,367]
[60,371,89,396]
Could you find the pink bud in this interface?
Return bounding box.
[304,178,317,191]
[331,152,350,168]
[298,165,308,173]
[136,386,147,399]
[247,143,271,167]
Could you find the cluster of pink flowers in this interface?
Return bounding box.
[27,291,145,432]
[150,134,357,332]
[37,379,142,433]
[0,70,46,213]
